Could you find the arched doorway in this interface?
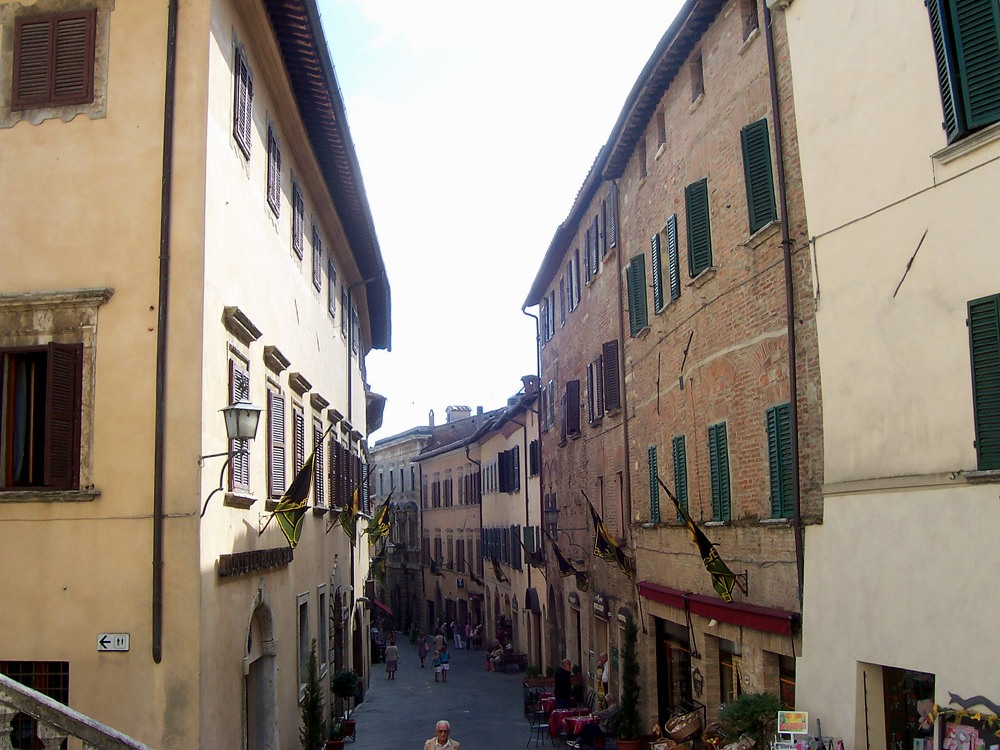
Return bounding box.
[245,600,278,750]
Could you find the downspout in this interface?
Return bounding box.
[612,181,634,553]
[764,6,805,607]
[152,0,179,664]
[520,304,542,591]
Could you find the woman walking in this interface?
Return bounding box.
[416,629,430,668]
[384,640,399,679]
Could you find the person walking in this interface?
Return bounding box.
[432,648,442,683]
[554,658,573,709]
[423,720,460,750]
[384,641,399,679]
[452,621,462,649]
[439,644,451,683]
[433,629,445,653]
[416,629,430,668]
[464,622,472,650]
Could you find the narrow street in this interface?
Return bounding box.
[348,638,527,749]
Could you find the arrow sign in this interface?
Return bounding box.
[97,633,130,652]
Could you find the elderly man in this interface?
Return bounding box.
[423,719,460,750]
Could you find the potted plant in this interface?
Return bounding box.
[330,668,359,740]
[615,613,643,750]
[300,641,325,750]
[719,692,785,750]
[325,720,347,750]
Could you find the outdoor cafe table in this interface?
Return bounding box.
[564,715,600,736]
[549,708,590,738]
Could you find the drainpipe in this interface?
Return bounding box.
[611,182,634,553]
[152,0,179,665]
[764,6,805,607]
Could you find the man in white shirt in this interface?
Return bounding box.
[423,720,460,750]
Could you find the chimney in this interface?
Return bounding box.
[477,406,483,416]
[428,409,435,427]
[521,375,540,395]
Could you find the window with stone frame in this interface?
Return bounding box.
[233,46,253,158]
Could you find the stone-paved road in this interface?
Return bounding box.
[346,638,531,749]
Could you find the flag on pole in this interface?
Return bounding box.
[267,452,314,550]
[467,563,484,587]
[520,540,546,570]
[339,480,362,547]
[545,529,580,578]
[585,494,635,580]
[364,494,392,547]
[429,558,445,577]
[574,571,590,592]
[492,558,509,584]
[656,475,742,602]
[370,551,386,582]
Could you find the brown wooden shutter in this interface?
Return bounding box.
[267,390,286,498]
[313,420,325,506]
[595,354,606,420]
[293,404,305,475]
[603,340,621,411]
[233,49,253,157]
[267,127,281,215]
[13,10,96,110]
[586,363,596,425]
[43,342,82,488]
[229,360,251,491]
[608,184,618,248]
[566,380,581,436]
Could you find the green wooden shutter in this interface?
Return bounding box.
[950,0,1000,131]
[648,445,661,522]
[627,255,648,336]
[969,294,1000,470]
[767,403,794,518]
[666,214,681,302]
[686,179,713,277]
[928,0,964,141]
[672,435,688,520]
[708,422,731,521]
[741,119,777,233]
[651,233,665,312]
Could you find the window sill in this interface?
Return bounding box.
[742,221,781,251]
[759,517,791,525]
[0,488,101,503]
[632,325,651,339]
[603,247,617,265]
[964,469,1000,484]
[738,27,760,56]
[704,520,728,527]
[689,92,705,114]
[655,297,679,316]
[655,142,668,161]
[225,492,259,510]
[312,506,330,516]
[687,267,718,288]
[931,119,1000,165]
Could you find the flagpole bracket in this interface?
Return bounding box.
[735,570,749,597]
[198,449,247,518]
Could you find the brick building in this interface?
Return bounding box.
[526,0,822,729]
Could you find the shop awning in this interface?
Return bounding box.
[372,599,393,616]
[637,581,798,636]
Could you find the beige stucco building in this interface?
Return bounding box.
[0,1,390,748]
[783,0,1000,747]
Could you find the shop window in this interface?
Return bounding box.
[654,617,693,727]
[779,654,795,709]
[719,638,744,706]
[881,666,934,750]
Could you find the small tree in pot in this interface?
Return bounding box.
[719,692,785,750]
[300,641,325,750]
[616,613,643,749]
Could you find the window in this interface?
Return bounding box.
[927,0,1000,144]
[12,10,95,110]
[602,340,621,411]
[741,0,759,40]
[651,232,665,313]
[229,358,251,493]
[586,362,597,425]
[267,126,281,216]
[566,380,581,437]
[639,136,648,179]
[656,109,667,147]
[665,214,681,303]
[708,422,731,521]
[648,445,661,522]
[292,403,305,476]
[313,418,325,507]
[529,440,539,476]
[590,216,600,277]
[594,353,606,421]
[312,225,322,292]
[567,258,577,312]
[292,183,304,259]
[540,298,550,344]
[559,277,566,326]
[1,661,69,745]
[672,435,688,520]
[327,261,337,319]
[1,344,82,490]
[351,306,360,355]
[549,291,556,334]
[297,595,310,697]
[317,587,328,673]
[767,403,793,518]
[626,255,649,336]
[573,249,582,307]
[233,47,253,158]
[341,285,349,338]
[685,178,713,277]
[547,380,556,428]
[601,200,609,259]
[690,52,704,101]
[969,293,1000,470]
[608,184,618,250]
[585,229,593,285]
[741,119,776,233]
[267,388,286,499]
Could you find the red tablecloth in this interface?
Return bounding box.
[540,696,556,715]
[564,715,600,736]
[549,708,590,738]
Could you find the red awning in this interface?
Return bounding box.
[372,599,392,616]
[637,581,798,636]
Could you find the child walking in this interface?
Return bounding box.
[432,647,442,682]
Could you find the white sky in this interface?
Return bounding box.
[316,0,685,441]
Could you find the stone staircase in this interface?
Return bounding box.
[0,672,152,750]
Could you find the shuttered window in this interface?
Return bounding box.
[666,214,681,303]
[341,286,349,338]
[573,249,582,306]
[1,344,83,490]
[708,422,731,521]
[586,363,596,425]
[741,119,777,233]
[566,380,581,437]
[626,255,649,336]
[12,10,96,110]
[608,184,619,249]
[648,446,661,522]
[233,48,253,158]
[685,178,713,277]
[267,389,286,499]
[969,293,1000,470]
[651,233,665,313]
[328,261,337,319]
[672,435,688,520]
[267,127,281,216]
[602,340,621,411]
[313,419,325,507]
[766,403,794,518]
[229,360,251,492]
[560,391,568,444]
[292,183,304,259]
[927,0,1000,144]
[292,404,305,477]
[312,226,323,292]
[559,278,566,326]
[567,260,576,312]
[601,201,609,259]
[585,229,594,284]
[594,353,606,420]
[591,216,600,276]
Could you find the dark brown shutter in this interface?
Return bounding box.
[595,354,606,419]
[586,363,596,425]
[293,404,305,475]
[229,360,251,491]
[43,343,82,488]
[267,127,281,215]
[603,340,621,411]
[267,390,286,498]
[608,184,618,248]
[566,380,581,436]
[13,10,96,110]
[313,420,325,506]
[312,226,323,291]
[292,184,304,259]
